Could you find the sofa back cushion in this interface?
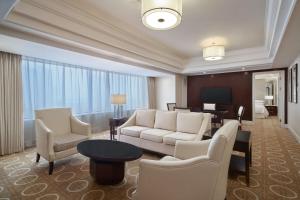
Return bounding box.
[136,109,156,128]
[177,112,204,134]
[154,111,177,131]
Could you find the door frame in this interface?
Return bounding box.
[252,70,285,126]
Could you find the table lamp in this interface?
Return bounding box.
[111,94,126,118]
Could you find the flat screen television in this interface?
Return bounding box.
[200,87,232,105]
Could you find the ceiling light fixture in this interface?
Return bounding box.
[203,44,225,61]
[141,0,182,30]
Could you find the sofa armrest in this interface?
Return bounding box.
[133,158,218,200]
[35,119,54,161]
[117,112,137,134]
[174,140,211,160]
[196,113,211,140]
[70,116,91,137]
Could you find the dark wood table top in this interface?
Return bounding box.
[204,129,251,144]
[77,140,143,162]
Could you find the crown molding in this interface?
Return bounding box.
[0,0,19,21]
[1,0,297,75]
[4,0,185,72]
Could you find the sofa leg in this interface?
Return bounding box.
[49,162,54,175]
[36,153,40,163]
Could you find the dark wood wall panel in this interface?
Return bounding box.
[187,72,253,120]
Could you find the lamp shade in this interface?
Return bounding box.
[265,95,274,100]
[203,45,225,61]
[111,94,126,105]
[141,0,182,30]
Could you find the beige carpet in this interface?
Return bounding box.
[0,118,300,200]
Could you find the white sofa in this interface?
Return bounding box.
[132,120,239,200]
[118,110,211,155]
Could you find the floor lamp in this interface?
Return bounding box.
[111,94,126,118]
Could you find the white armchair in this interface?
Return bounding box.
[35,108,91,174]
[133,120,239,200]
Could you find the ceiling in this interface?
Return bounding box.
[0,0,298,75]
[87,0,266,57]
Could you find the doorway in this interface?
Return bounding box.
[252,70,285,127]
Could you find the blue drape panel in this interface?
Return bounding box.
[22,57,149,119]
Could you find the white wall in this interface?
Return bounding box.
[254,79,266,100]
[155,75,187,110]
[288,55,300,142]
[155,76,176,110]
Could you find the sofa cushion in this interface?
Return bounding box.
[154,111,177,131]
[177,112,204,134]
[53,133,88,152]
[140,129,174,143]
[121,126,150,137]
[163,132,197,146]
[136,110,156,128]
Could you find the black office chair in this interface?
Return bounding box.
[237,106,245,130]
[166,103,176,111]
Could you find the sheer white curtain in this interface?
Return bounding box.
[22,57,148,119]
[22,57,148,146]
[0,52,24,155]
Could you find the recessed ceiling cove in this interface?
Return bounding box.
[87,0,265,56]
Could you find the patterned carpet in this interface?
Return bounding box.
[0,117,300,200]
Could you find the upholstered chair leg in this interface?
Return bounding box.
[36,153,40,163]
[49,162,54,175]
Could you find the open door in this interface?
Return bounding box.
[277,71,285,127]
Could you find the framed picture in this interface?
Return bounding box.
[291,63,298,103]
[288,68,292,102]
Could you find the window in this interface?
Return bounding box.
[22,57,148,119]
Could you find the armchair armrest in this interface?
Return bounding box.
[174,140,211,160]
[71,116,91,137]
[196,113,211,140]
[35,119,54,161]
[133,158,218,200]
[117,112,136,134]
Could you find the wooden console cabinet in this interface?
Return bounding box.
[265,105,278,116]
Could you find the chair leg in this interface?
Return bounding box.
[36,153,40,163]
[49,161,54,175]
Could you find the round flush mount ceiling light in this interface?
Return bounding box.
[203,45,225,61]
[141,0,182,30]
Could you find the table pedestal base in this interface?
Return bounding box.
[90,159,125,185]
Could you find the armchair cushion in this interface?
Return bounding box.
[177,112,203,134]
[121,126,150,137]
[163,132,196,146]
[154,111,177,131]
[53,133,88,152]
[136,110,156,128]
[141,129,174,143]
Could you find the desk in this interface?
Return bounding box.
[201,109,229,126]
[203,129,252,186]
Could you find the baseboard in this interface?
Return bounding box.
[287,125,300,143]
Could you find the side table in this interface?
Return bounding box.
[203,128,252,186]
[109,117,128,140]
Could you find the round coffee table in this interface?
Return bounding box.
[77,140,143,185]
